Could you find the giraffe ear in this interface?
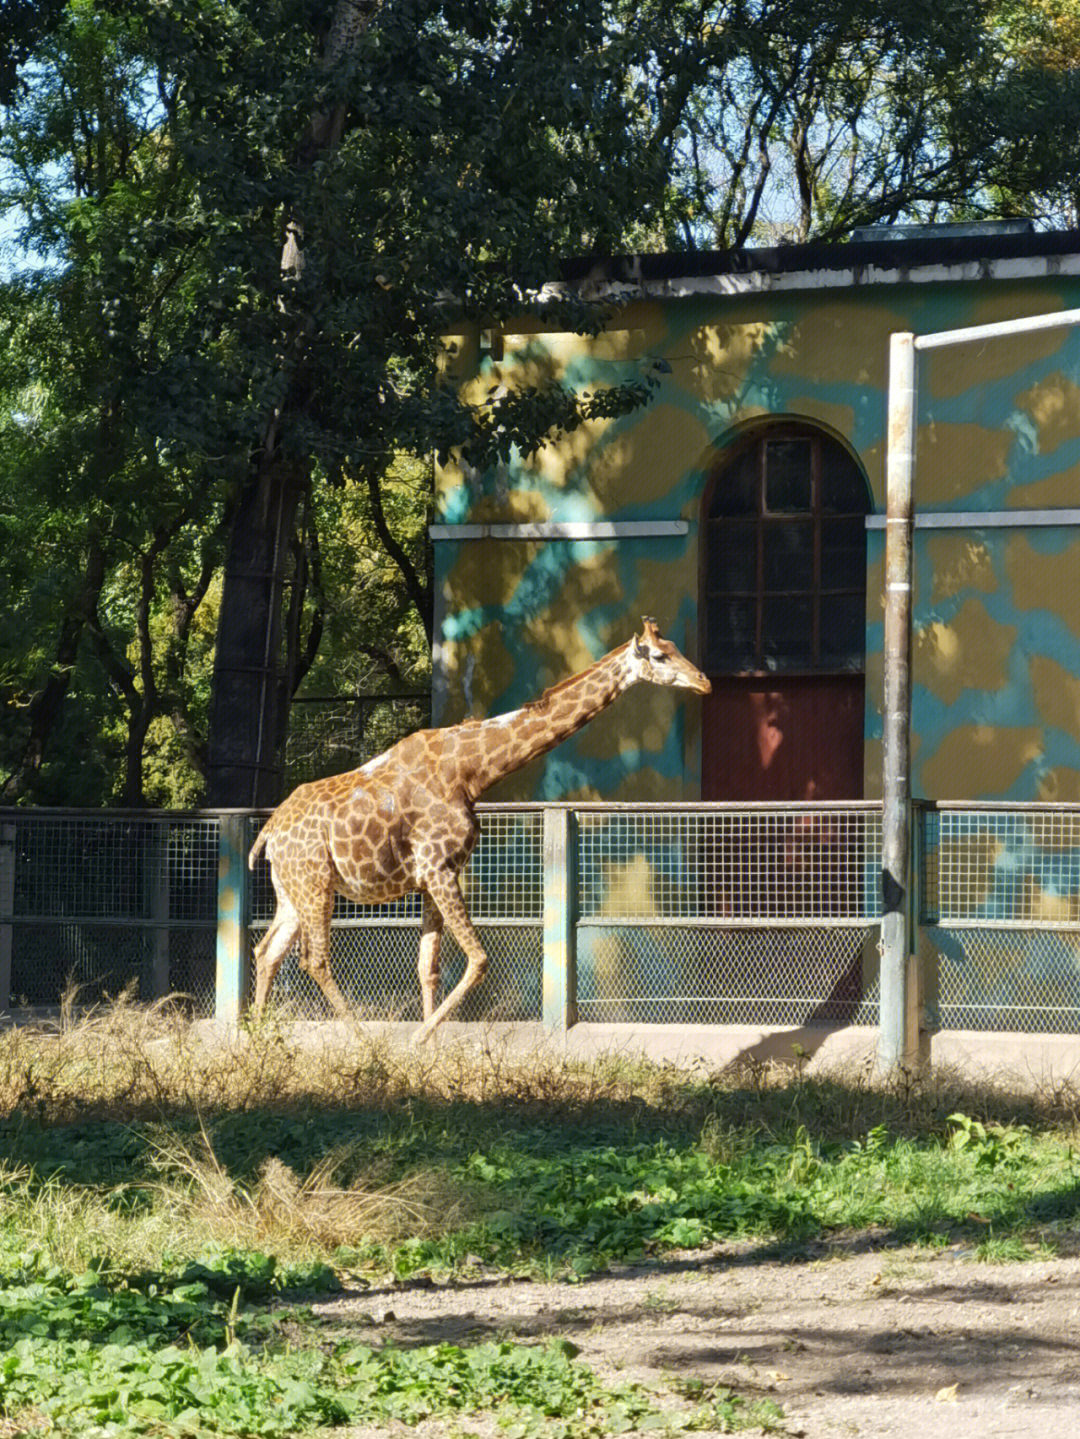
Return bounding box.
[634,637,650,658]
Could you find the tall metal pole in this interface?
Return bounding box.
[880,332,917,1071]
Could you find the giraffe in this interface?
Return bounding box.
[248,617,711,1041]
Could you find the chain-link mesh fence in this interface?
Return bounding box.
[7,801,1080,1035]
[1,812,218,1012]
[920,804,1080,1032]
[575,805,882,1025]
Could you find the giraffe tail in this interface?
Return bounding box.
[248,822,271,870]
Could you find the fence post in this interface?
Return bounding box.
[148,820,171,1001]
[542,807,575,1030]
[215,814,251,1023]
[0,821,13,1016]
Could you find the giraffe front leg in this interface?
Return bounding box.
[412,873,488,1045]
[418,895,443,1021]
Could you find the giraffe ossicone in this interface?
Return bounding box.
[248,617,711,1041]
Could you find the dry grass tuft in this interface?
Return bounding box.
[137,1117,470,1254]
[5,994,1080,1143]
[5,998,1080,1275]
[0,995,666,1128]
[0,1412,49,1437]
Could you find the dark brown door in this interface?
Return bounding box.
[703,674,866,801]
[701,425,870,802]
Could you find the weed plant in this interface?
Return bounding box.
[1,997,1080,1434]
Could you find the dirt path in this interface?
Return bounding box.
[314,1240,1080,1437]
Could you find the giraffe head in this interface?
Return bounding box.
[627,617,711,694]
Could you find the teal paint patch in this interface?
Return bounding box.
[441,532,696,715]
[917,320,1080,511]
[440,483,473,526]
[863,529,886,748]
[438,341,666,526]
[661,300,887,454]
[908,280,1080,341]
[1022,526,1080,557]
[441,537,612,647]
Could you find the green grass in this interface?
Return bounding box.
[2,1000,1080,1434]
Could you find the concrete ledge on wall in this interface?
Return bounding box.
[928,1030,1080,1090]
[184,1019,1080,1091]
[429,521,690,541]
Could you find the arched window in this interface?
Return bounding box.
[704,425,870,676]
[701,423,872,802]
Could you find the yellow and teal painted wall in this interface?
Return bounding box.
[432,228,1080,803]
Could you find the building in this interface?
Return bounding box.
[432,223,1080,804]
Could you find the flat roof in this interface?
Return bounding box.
[552,227,1080,300]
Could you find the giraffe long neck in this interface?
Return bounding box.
[464,643,634,798]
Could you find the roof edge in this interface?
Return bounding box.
[555,228,1080,293]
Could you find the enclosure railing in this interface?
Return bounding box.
[917,802,1080,1034]
[4,801,1080,1039]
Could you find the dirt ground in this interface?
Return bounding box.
[314,1238,1080,1438]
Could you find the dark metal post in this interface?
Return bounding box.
[0,821,13,1016]
[148,820,172,1001]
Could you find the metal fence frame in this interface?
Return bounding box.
[4,801,1080,1052]
[917,801,1080,1035]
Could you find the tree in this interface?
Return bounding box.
[632,0,1080,246]
[6,0,1080,807]
[2,0,668,804]
[0,2,223,803]
[0,0,67,105]
[133,0,671,805]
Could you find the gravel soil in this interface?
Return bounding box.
[312,1239,1080,1438]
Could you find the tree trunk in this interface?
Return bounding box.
[205,454,303,806]
[204,0,374,808]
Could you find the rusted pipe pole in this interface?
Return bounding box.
[880,332,917,1072]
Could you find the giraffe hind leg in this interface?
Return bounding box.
[412,873,488,1044]
[294,886,353,1020]
[417,895,444,1021]
[253,903,301,1011]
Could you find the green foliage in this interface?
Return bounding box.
[347,1116,1080,1277]
[9,1095,1079,1286]
[641,0,1080,245]
[0,0,670,802]
[0,1252,780,1437]
[6,1,1080,798]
